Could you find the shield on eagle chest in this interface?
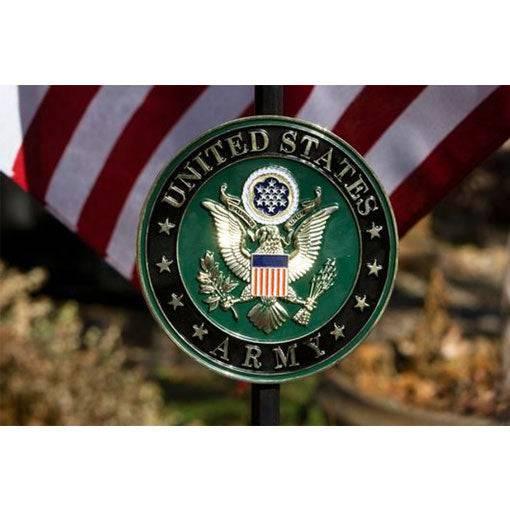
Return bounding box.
[251,254,288,298]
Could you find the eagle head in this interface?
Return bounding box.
[255,225,284,254]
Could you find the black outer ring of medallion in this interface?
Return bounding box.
[140,120,396,381]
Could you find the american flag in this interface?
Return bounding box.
[251,255,288,298]
[1,85,509,286]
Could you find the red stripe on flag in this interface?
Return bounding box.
[284,86,314,116]
[12,86,100,195]
[332,85,426,154]
[240,102,254,117]
[77,85,207,255]
[132,264,141,290]
[391,86,510,236]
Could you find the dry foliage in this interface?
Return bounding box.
[339,269,510,420]
[0,262,165,425]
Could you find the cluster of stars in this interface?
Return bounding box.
[349,222,384,314]
[253,178,289,214]
[155,218,176,274]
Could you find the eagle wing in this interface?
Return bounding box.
[202,200,251,282]
[288,205,338,282]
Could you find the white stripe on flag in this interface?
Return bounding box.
[0,85,48,176]
[106,85,254,278]
[296,85,363,129]
[366,85,497,194]
[45,86,152,229]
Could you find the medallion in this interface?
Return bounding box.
[137,116,398,382]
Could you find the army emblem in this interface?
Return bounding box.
[138,116,398,382]
[201,164,338,334]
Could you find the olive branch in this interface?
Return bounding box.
[293,258,337,326]
[197,251,239,319]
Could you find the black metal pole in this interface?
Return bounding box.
[255,85,283,116]
[250,85,283,426]
[251,383,280,425]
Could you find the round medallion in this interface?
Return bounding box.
[137,116,398,382]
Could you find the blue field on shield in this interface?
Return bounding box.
[251,255,288,267]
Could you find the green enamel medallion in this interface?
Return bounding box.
[138,116,398,382]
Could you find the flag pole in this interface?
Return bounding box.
[250,85,283,426]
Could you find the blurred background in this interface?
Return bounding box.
[1,140,509,425]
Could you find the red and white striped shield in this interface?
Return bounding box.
[251,254,288,298]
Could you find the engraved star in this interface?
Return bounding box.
[156,255,173,273]
[330,323,345,340]
[366,222,383,239]
[354,295,370,311]
[192,323,208,341]
[158,218,175,235]
[367,258,383,277]
[168,293,184,310]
